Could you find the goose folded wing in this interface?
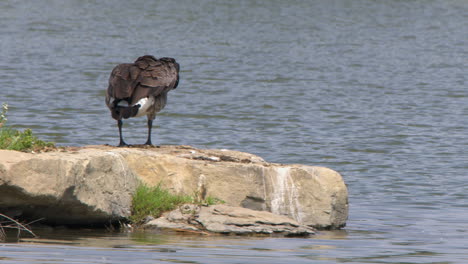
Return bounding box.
[108,63,141,99]
[130,62,179,103]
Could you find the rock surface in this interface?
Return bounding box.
[146,204,316,236]
[0,145,348,228]
[0,147,138,225]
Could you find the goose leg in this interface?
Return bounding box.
[117,119,128,147]
[145,119,153,146]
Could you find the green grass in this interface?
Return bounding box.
[130,184,192,224]
[0,103,55,152]
[203,196,225,206]
[130,184,224,225]
[0,127,55,152]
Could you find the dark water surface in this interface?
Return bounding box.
[1,0,467,263]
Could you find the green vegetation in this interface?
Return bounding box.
[130,184,192,224]
[0,103,55,152]
[130,184,224,225]
[0,103,8,126]
[0,128,55,151]
[200,195,225,206]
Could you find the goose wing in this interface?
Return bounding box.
[107,63,140,101]
[107,55,180,106]
[130,56,179,105]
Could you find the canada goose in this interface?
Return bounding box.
[106,55,180,146]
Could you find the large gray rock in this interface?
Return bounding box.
[0,145,348,228]
[146,204,316,236]
[0,148,138,225]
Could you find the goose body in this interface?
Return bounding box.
[106,55,179,146]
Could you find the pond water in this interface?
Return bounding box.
[1,0,467,263]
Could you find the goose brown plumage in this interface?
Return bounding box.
[105,55,179,146]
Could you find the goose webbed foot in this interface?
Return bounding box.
[118,140,129,147]
[144,139,153,146]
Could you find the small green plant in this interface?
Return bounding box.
[0,103,7,127]
[0,103,55,152]
[203,196,225,206]
[0,128,55,151]
[130,184,193,224]
[192,190,225,206]
[130,184,225,225]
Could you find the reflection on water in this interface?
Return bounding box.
[1,0,468,263]
[1,228,458,264]
[1,229,352,264]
